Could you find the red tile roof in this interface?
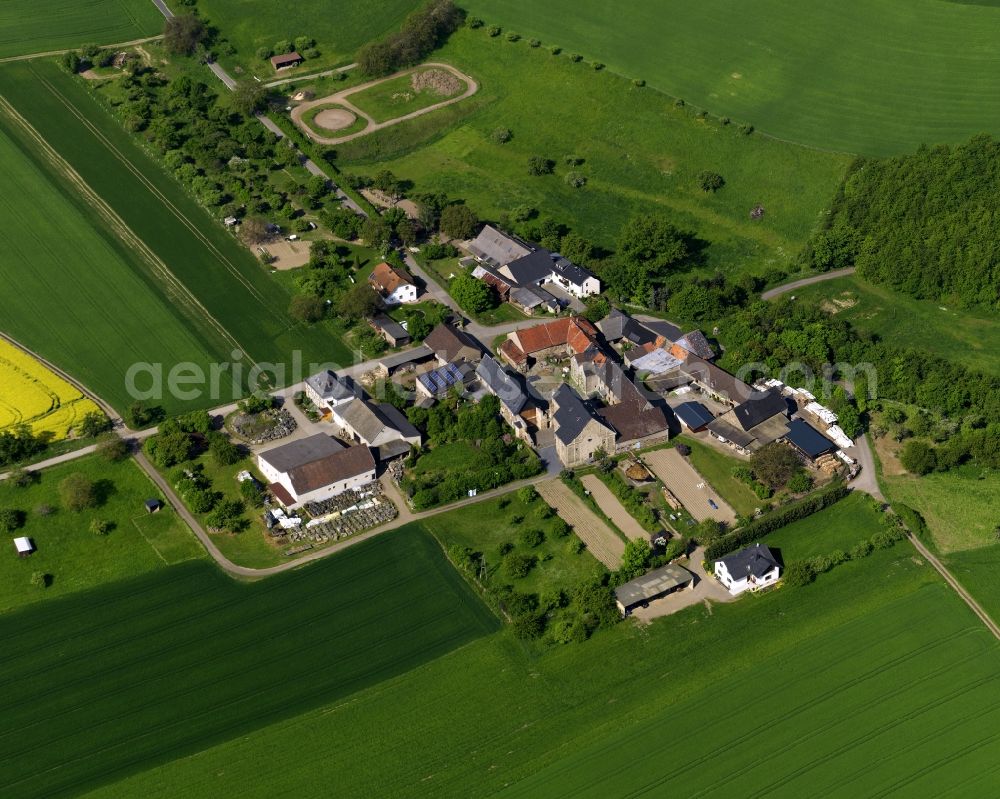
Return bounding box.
[369,262,414,296]
[509,317,597,357]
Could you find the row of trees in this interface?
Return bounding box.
[804,134,1000,310]
[357,0,464,77]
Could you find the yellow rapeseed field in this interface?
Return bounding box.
[0,339,101,440]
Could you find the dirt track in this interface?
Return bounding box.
[537,479,625,569]
[291,62,478,145]
[580,475,648,541]
[643,449,735,524]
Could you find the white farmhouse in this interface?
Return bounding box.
[368,261,418,305]
[714,543,781,596]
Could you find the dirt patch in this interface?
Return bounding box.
[411,68,462,96]
[259,238,315,270]
[80,69,121,81]
[872,434,906,477]
[313,107,357,131]
[580,475,649,541]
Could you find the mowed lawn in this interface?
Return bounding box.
[0,528,497,798]
[0,121,229,413]
[761,491,885,561]
[463,0,1000,155]
[189,0,421,74]
[337,28,849,274]
[0,61,353,394]
[0,454,202,614]
[793,275,1000,376]
[84,548,1000,797]
[0,0,161,59]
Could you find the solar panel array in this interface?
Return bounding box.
[418,363,465,394]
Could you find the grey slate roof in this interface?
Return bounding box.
[596,308,629,341]
[675,330,715,360]
[641,319,682,343]
[259,433,344,474]
[305,370,356,403]
[338,399,420,444]
[424,324,482,364]
[467,224,532,266]
[719,543,780,581]
[476,355,528,415]
[502,249,555,285]
[706,417,756,449]
[511,284,559,311]
[597,308,679,347]
[375,403,421,441]
[551,383,608,446]
[732,390,789,431]
[549,254,595,288]
[370,313,409,342]
[378,344,434,370]
[615,563,694,609]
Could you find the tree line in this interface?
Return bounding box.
[357,0,465,77]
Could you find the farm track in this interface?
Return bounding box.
[0,96,250,366]
[536,479,625,569]
[0,35,164,64]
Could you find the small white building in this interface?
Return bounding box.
[257,434,376,510]
[304,370,357,413]
[14,537,34,557]
[714,543,781,596]
[368,261,418,305]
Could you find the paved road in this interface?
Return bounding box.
[847,434,884,501]
[291,62,479,146]
[761,267,856,300]
[265,63,357,88]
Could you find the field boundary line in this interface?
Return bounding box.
[132,517,170,565]
[0,35,164,64]
[34,74,277,311]
[0,95,256,370]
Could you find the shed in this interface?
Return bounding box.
[270,52,304,70]
[14,537,34,557]
[614,563,694,615]
[673,401,715,431]
[784,418,835,460]
[144,499,162,514]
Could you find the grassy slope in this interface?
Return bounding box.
[0,60,353,381]
[348,70,467,123]
[0,0,161,59]
[0,454,202,614]
[884,466,1000,553]
[463,0,1000,156]
[190,0,420,75]
[84,547,1000,798]
[0,528,497,798]
[680,436,760,516]
[761,492,884,561]
[336,28,849,272]
[792,275,1000,376]
[0,121,227,413]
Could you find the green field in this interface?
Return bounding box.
[680,436,760,516]
[884,466,1000,553]
[793,275,1000,376]
[189,0,421,75]
[337,28,849,274]
[0,528,497,798]
[761,491,885,561]
[83,546,1000,797]
[463,0,1000,155]
[348,69,468,123]
[0,0,161,59]
[0,60,354,411]
[0,454,202,613]
[0,121,229,413]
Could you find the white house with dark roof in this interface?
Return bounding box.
[257,434,376,509]
[304,370,358,412]
[714,543,781,595]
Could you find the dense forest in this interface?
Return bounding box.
[804,134,1000,310]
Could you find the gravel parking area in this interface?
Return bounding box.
[537,479,625,569]
[642,448,735,524]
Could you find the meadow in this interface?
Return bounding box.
[0,119,229,414]
[335,28,850,274]
[0,0,161,60]
[761,491,885,561]
[0,528,497,798]
[793,275,1000,376]
[0,338,100,439]
[0,454,202,614]
[463,0,1000,155]
[0,60,354,405]
[189,0,421,75]
[82,545,1000,798]
[347,69,468,123]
